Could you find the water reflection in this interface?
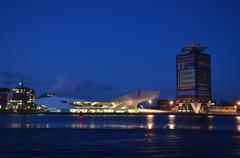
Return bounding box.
[68,115,156,129]
[207,125,214,130]
[68,123,144,129]
[208,115,215,119]
[8,122,50,128]
[167,115,176,130]
[236,116,240,131]
[164,115,217,130]
[146,115,154,129]
[1,114,240,131]
[10,123,21,128]
[206,116,214,130]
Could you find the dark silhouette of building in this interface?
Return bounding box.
[156,99,175,111]
[176,43,212,113]
[0,88,10,110]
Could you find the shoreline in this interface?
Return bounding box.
[0,111,240,117]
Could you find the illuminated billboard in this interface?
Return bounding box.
[179,69,195,89]
[177,54,196,97]
[177,52,211,99]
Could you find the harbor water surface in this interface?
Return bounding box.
[0,114,240,157]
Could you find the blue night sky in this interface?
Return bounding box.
[0,0,240,101]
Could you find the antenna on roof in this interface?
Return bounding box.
[181,42,206,54]
[18,77,24,87]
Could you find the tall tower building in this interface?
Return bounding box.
[176,43,211,113]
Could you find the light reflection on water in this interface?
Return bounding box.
[0,114,240,131]
[8,123,51,128]
[236,116,240,131]
[147,115,154,129]
[1,114,240,158]
[166,114,176,130]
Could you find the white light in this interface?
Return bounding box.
[147,123,153,129]
[237,101,240,106]
[147,115,154,118]
[148,100,152,105]
[208,115,214,119]
[208,125,214,130]
[236,116,240,121]
[168,115,175,118]
[169,101,174,105]
[168,124,175,130]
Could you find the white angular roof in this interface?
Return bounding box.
[114,90,160,107]
[36,96,83,110]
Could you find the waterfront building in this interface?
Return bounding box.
[36,90,160,113]
[8,81,36,110]
[36,96,79,112]
[156,99,175,111]
[0,88,10,110]
[176,43,212,113]
[202,106,237,114]
[232,99,240,112]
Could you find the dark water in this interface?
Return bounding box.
[0,114,240,157]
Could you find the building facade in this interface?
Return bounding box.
[8,82,36,110]
[0,88,10,110]
[156,99,175,111]
[176,43,212,113]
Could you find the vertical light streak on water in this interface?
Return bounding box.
[167,115,176,130]
[236,116,240,131]
[146,115,154,129]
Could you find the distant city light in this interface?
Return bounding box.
[237,101,240,106]
[169,100,174,105]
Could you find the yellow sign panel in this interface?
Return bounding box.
[179,69,195,89]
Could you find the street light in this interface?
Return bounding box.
[237,101,240,106]
[148,100,152,109]
[169,100,174,105]
[148,100,152,105]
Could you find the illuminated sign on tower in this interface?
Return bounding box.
[176,43,211,101]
